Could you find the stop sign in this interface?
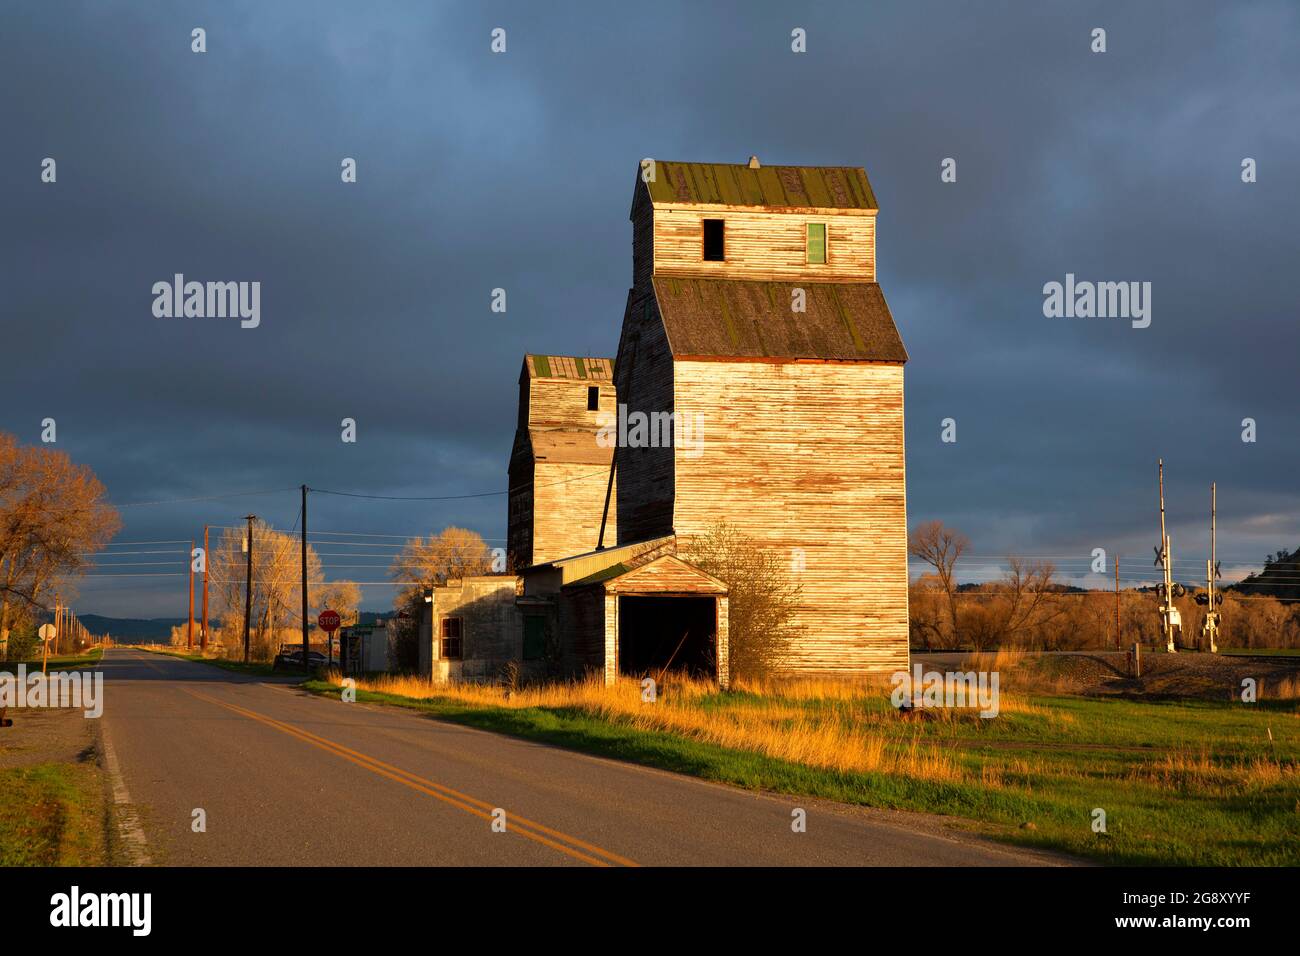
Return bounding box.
[317,609,341,632]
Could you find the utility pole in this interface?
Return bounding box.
[48,595,59,672]
[201,525,209,652]
[301,485,310,670]
[1200,482,1221,653]
[1114,555,1121,650]
[1156,459,1178,653]
[243,514,256,664]
[187,538,195,650]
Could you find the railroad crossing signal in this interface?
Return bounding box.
[1200,482,1220,653]
[1155,460,1177,653]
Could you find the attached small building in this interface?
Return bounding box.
[518,536,729,687]
[418,576,528,683]
[507,354,617,570]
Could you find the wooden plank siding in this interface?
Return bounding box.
[715,595,729,688]
[528,378,615,428]
[602,555,727,596]
[558,586,605,677]
[670,359,909,673]
[530,461,614,565]
[613,291,676,545]
[651,207,876,283]
[630,181,655,291]
[508,356,617,570]
[603,592,618,685]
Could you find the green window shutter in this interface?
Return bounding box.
[523,616,546,661]
[806,223,826,264]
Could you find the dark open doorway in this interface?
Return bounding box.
[618,596,717,678]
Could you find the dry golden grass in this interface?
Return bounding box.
[968,646,1029,671]
[326,670,966,781]
[1267,673,1300,700]
[1127,745,1299,793]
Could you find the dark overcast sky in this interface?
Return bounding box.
[3,1,1298,617]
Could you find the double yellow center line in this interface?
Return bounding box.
[185,688,637,867]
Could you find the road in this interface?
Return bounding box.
[97,648,1074,866]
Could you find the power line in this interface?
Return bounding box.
[308,469,607,503]
[109,487,299,508]
[78,549,187,556]
[101,539,194,546]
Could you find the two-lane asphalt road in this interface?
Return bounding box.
[97,648,1073,866]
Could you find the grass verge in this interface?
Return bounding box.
[0,762,106,865]
[0,647,104,674]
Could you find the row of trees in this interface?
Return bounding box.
[198,523,505,664]
[200,520,362,660]
[0,433,119,660]
[907,519,1300,651]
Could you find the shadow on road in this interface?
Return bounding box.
[98,648,306,685]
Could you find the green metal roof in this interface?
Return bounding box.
[566,562,632,588]
[524,354,614,380]
[645,161,877,211]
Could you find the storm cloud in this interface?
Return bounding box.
[2,1,1297,615]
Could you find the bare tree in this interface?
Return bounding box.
[390,526,494,602]
[908,573,954,650]
[907,520,968,646]
[207,520,322,660]
[680,520,802,680]
[315,580,362,626]
[1000,558,1059,640]
[0,433,119,659]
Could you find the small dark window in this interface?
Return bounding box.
[703,219,725,261]
[587,386,600,411]
[523,616,546,661]
[440,617,463,660]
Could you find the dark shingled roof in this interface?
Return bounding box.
[645,162,877,211]
[650,277,907,363]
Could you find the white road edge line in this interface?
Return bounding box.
[99,719,153,866]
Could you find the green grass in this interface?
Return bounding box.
[141,646,284,677]
[0,763,106,865]
[0,647,104,674]
[301,678,1300,866]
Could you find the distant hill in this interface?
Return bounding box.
[79,610,397,643]
[78,616,192,643]
[1231,547,1300,600]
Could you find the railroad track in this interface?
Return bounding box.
[1221,654,1300,667]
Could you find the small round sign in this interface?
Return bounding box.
[317,610,341,633]
[38,623,57,642]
